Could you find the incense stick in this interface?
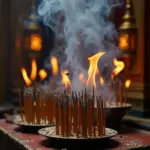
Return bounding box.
[115,81,119,106]
[18,90,23,122]
[120,81,123,106]
[55,89,106,138]
[124,85,127,105]
[92,87,95,137]
[21,86,107,138]
[36,98,40,124]
[18,87,56,125]
[96,97,100,136]
[56,99,59,135]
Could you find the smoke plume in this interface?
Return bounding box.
[38,0,123,92]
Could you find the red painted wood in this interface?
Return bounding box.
[0,120,150,150]
[144,0,150,84]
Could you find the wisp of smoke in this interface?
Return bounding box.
[38,0,123,92]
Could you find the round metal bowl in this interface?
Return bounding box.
[38,126,118,142]
[13,117,54,132]
[105,103,132,130]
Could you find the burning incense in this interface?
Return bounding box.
[61,70,71,95]
[54,89,106,138]
[20,57,56,125]
[17,86,56,126]
[23,88,33,124]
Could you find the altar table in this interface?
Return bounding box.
[0,119,150,150]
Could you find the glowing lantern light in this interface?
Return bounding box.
[125,79,131,88]
[119,34,129,50]
[30,34,42,51]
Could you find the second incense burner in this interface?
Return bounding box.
[39,88,118,140]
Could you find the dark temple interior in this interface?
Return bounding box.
[0,0,150,150]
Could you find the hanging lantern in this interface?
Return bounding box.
[15,0,54,87]
[119,0,137,71]
[19,4,43,59]
[16,0,54,61]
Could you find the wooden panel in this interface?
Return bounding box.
[0,0,10,103]
[9,0,31,89]
[114,0,145,84]
[132,0,145,83]
[144,0,150,84]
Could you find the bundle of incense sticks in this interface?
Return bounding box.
[18,87,56,125]
[55,89,106,137]
[114,80,126,106]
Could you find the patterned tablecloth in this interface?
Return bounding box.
[0,119,150,150]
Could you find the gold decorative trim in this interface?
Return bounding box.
[119,0,136,30]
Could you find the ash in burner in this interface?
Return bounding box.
[39,126,118,139]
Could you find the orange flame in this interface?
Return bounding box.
[96,67,99,75]
[100,76,104,85]
[79,73,84,81]
[39,69,47,80]
[125,79,131,88]
[51,56,59,76]
[78,72,87,84]
[86,52,105,88]
[111,58,125,79]
[30,59,37,81]
[61,70,71,92]
[21,68,32,86]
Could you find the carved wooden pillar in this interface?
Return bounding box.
[114,0,147,118]
[125,0,146,117]
[0,0,10,104]
[124,0,145,104]
[9,0,31,92]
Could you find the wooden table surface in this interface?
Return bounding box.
[0,119,150,150]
